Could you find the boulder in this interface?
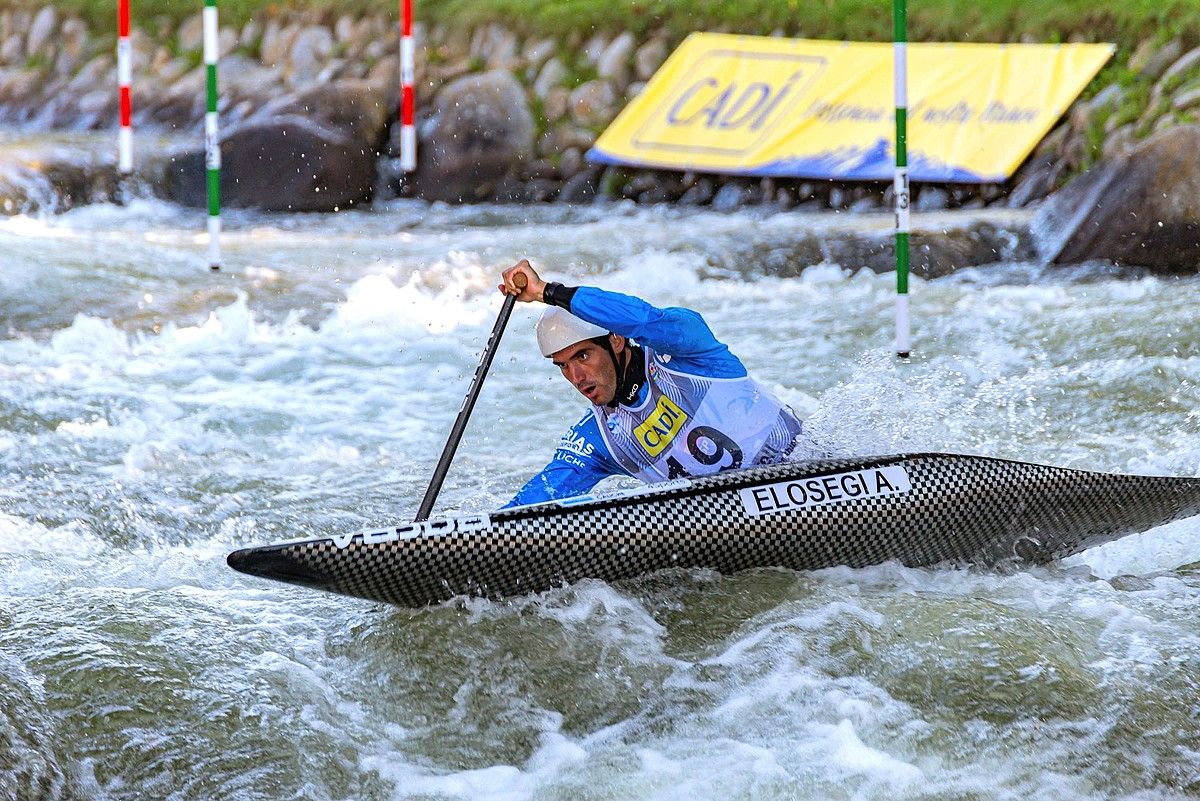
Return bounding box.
[0,34,22,65]
[25,7,56,59]
[289,25,334,85]
[568,80,618,128]
[558,168,600,203]
[597,32,635,85]
[1159,46,1200,87]
[177,13,205,52]
[523,37,556,72]
[533,57,566,99]
[240,20,263,51]
[253,80,391,146]
[1137,39,1183,82]
[408,70,535,202]
[1033,125,1200,271]
[156,114,377,212]
[635,37,670,81]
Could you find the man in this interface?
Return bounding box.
[499,259,803,507]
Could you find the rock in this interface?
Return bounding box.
[559,147,584,178]
[537,124,595,155]
[712,182,753,211]
[523,178,560,202]
[1173,86,1200,111]
[409,70,535,202]
[523,37,556,72]
[1159,45,1200,87]
[679,177,714,205]
[318,59,348,82]
[1088,83,1125,113]
[220,55,283,99]
[483,26,518,70]
[1033,125,1200,271]
[1102,124,1136,160]
[818,223,1031,278]
[1137,39,1183,82]
[75,89,111,126]
[334,15,356,42]
[156,114,378,211]
[849,195,880,213]
[1152,113,1177,134]
[252,80,390,148]
[367,55,398,90]
[582,33,609,65]
[259,21,287,67]
[558,168,600,203]
[1006,154,1057,207]
[69,55,112,92]
[635,37,669,82]
[1127,38,1158,74]
[598,165,630,198]
[155,57,191,84]
[0,35,22,65]
[533,57,566,99]
[521,159,559,181]
[597,32,635,85]
[915,186,950,211]
[177,12,205,53]
[0,68,43,110]
[240,20,262,51]
[543,87,569,123]
[25,7,56,59]
[568,80,617,128]
[219,27,238,58]
[59,18,88,72]
[289,26,334,85]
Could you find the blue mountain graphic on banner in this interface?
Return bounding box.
[588,137,999,183]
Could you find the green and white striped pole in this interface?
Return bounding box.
[893,0,910,357]
[203,0,221,271]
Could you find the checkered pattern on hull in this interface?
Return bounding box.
[228,453,1200,608]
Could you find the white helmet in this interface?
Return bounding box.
[536,307,608,357]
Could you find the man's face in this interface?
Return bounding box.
[551,335,624,405]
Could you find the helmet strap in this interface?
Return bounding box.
[592,335,642,408]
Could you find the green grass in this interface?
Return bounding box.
[26,0,1200,49]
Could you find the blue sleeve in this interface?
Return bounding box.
[502,414,626,508]
[567,286,746,378]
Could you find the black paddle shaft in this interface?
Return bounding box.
[414,274,526,522]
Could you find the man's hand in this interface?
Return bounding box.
[499,259,547,303]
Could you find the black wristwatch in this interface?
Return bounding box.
[542,282,578,310]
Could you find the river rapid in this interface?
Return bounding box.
[1,199,1198,800]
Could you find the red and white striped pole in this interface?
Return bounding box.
[399,0,416,172]
[117,0,133,177]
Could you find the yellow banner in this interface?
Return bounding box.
[589,34,1113,182]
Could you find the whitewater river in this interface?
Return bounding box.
[1,199,1198,800]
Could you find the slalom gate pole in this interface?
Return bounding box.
[414,273,526,522]
[893,0,911,358]
[400,0,417,171]
[117,0,132,186]
[204,0,222,271]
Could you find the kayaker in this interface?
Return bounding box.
[499,259,804,507]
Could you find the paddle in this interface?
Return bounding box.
[413,272,527,522]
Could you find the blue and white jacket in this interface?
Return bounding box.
[505,286,802,508]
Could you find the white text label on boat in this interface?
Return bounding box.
[738,466,912,516]
[329,514,492,549]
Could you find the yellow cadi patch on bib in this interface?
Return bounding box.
[634,395,689,458]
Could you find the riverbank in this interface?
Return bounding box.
[2,3,1200,270]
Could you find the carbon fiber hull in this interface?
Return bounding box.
[227,453,1200,608]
